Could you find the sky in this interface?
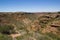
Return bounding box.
[0,0,60,12]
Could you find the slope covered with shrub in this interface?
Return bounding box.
[0,12,60,40]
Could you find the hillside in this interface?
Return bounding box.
[0,12,60,40]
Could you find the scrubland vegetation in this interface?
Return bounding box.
[0,12,60,40]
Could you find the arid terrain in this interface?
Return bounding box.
[0,12,60,40]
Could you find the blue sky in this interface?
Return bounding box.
[0,0,60,12]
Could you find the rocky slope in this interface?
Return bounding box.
[0,12,60,40]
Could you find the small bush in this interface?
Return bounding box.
[0,25,15,35]
[0,33,12,40]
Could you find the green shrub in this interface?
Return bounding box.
[0,25,15,35]
[0,33,12,40]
